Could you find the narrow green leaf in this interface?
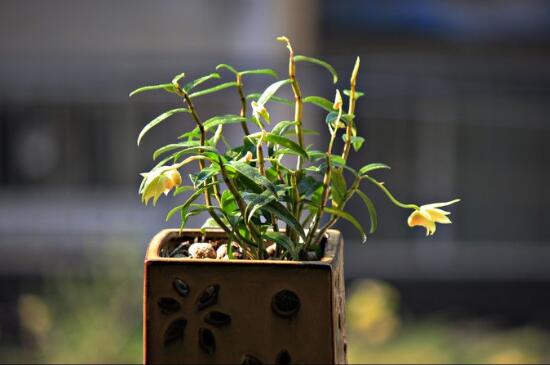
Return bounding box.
[129,83,175,97]
[343,135,365,152]
[172,72,186,85]
[137,108,189,146]
[220,190,238,215]
[183,73,220,92]
[262,200,307,242]
[303,96,335,112]
[257,79,292,106]
[203,114,247,131]
[344,89,364,99]
[294,55,338,84]
[153,141,200,160]
[216,64,238,74]
[262,231,299,260]
[190,165,219,188]
[189,81,237,98]
[264,134,309,160]
[247,93,293,106]
[356,190,378,234]
[359,163,391,176]
[324,207,366,243]
[331,168,347,206]
[245,190,276,223]
[228,161,277,193]
[271,120,297,136]
[240,68,278,78]
[165,182,216,222]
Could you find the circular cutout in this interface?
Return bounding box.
[275,349,291,365]
[271,289,300,318]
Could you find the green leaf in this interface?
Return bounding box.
[129,83,176,97]
[303,96,335,113]
[359,163,391,176]
[137,108,189,146]
[324,207,366,243]
[247,93,293,106]
[240,68,278,78]
[356,190,377,234]
[261,200,307,242]
[203,114,247,131]
[190,165,219,188]
[171,145,219,162]
[344,89,364,99]
[309,151,346,166]
[245,190,276,223]
[153,141,200,160]
[257,79,292,106]
[331,168,347,206]
[294,55,338,84]
[264,134,308,160]
[189,81,237,98]
[165,181,216,222]
[183,73,220,92]
[227,161,277,194]
[262,231,299,260]
[172,72,186,85]
[215,64,238,75]
[298,176,322,197]
[343,135,365,152]
[201,218,220,230]
[326,112,354,126]
[220,190,238,215]
[271,120,297,136]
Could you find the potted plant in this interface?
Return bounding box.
[132,36,459,364]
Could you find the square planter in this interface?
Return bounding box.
[144,228,347,364]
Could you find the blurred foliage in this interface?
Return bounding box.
[4,243,142,363]
[347,279,550,364]
[3,250,550,363]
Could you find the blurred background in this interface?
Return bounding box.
[1,0,550,363]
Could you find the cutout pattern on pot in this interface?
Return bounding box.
[204,311,231,328]
[271,289,300,318]
[275,349,291,365]
[196,284,220,311]
[173,278,190,297]
[198,327,216,355]
[164,318,187,345]
[158,297,181,314]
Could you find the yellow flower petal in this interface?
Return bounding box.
[424,199,460,209]
[407,210,436,236]
[425,207,452,224]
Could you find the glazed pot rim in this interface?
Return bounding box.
[145,228,342,267]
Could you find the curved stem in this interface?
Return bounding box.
[363,175,419,210]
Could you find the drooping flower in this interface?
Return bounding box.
[140,166,182,206]
[407,199,460,236]
[251,101,270,123]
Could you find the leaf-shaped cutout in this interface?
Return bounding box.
[198,327,216,355]
[164,318,187,345]
[173,278,190,297]
[196,284,220,311]
[242,354,263,365]
[204,311,231,327]
[157,297,181,314]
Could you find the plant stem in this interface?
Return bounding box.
[363,175,419,210]
[342,57,360,162]
[236,74,250,136]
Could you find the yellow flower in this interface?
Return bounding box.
[140,166,182,206]
[407,199,460,236]
[251,101,270,122]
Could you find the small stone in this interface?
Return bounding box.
[188,242,216,259]
[266,243,277,257]
[216,244,228,259]
[305,251,319,261]
[216,242,243,259]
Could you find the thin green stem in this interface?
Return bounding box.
[363,175,419,210]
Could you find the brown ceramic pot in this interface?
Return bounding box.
[144,228,347,364]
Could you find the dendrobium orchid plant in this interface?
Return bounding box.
[131,36,460,260]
